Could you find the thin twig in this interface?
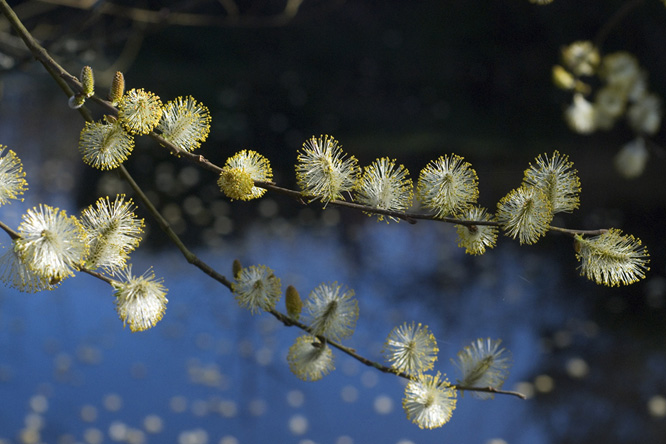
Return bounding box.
[78,266,116,286]
[1,0,234,290]
[453,385,527,400]
[0,219,19,239]
[268,307,525,399]
[548,226,608,237]
[146,135,606,236]
[117,164,233,289]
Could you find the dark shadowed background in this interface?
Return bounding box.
[0,1,665,443]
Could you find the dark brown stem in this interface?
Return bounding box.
[453,385,527,400]
[268,307,525,399]
[0,0,233,290]
[117,164,233,289]
[0,219,19,240]
[78,266,116,286]
[548,226,608,237]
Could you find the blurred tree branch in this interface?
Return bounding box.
[0,0,345,84]
[33,0,343,27]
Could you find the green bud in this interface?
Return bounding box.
[109,71,125,106]
[232,259,242,279]
[80,66,94,98]
[285,285,302,320]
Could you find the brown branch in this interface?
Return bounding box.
[0,219,19,240]
[78,266,116,286]
[1,0,615,240]
[453,384,527,400]
[0,0,79,93]
[548,226,608,237]
[147,135,609,236]
[268,307,526,399]
[0,0,594,403]
[117,164,233,290]
[143,135,604,236]
[1,0,233,290]
[267,308,411,374]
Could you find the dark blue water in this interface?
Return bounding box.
[0,208,586,443]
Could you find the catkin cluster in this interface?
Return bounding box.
[0,52,651,433]
[555,41,662,179]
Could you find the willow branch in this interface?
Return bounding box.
[163,145,607,235]
[453,385,527,400]
[0,0,582,402]
[138,127,607,236]
[1,0,614,240]
[267,307,525,399]
[0,218,115,287]
[0,0,76,87]
[0,0,232,289]
[117,164,233,289]
[548,225,608,237]
[146,135,605,235]
[78,266,116,286]
[0,220,142,289]
[0,219,19,240]
[254,184,609,235]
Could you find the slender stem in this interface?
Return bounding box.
[269,307,409,373]
[148,132,222,174]
[153,137,604,235]
[267,307,526,399]
[0,0,234,289]
[0,0,615,239]
[78,266,116,286]
[453,385,527,400]
[118,165,233,289]
[0,219,19,240]
[0,218,118,287]
[0,0,77,90]
[548,226,607,237]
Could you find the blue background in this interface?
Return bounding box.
[1,1,666,442]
